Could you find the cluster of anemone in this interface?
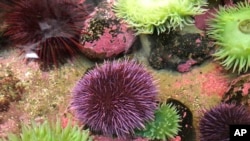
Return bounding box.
[207,1,250,73]
[135,103,181,140]
[1,119,92,141]
[0,0,91,69]
[70,59,158,138]
[113,0,207,34]
[199,103,250,141]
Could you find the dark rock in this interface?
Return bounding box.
[148,31,215,72]
[0,96,9,112]
[84,0,103,6]
[222,74,250,106]
[166,98,195,141]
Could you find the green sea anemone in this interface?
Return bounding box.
[113,0,207,34]
[207,1,250,73]
[135,103,181,140]
[1,119,92,141]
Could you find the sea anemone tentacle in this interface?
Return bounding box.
[4,119,92,141]
[113,0,207,34]
[207,1,250,73]
[135,103,181,140]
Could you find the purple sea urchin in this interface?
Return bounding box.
[207,1,250,73]
[113,0,207,34]
[0,0,91,69]
[199,103,250,141]
[70,59,157,138]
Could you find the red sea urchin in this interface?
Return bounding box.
[0,0,91,69]
[199,103,250,141]
[70,59,158,138]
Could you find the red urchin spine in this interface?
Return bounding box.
[0,0,93,69]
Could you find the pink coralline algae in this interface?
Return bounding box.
[194,0,238,31]
[194,8,217,31]
[173,64,229,97]
[242,83,250,96]
[177,59,197,73]
[80,1,136,60]
[200,68,228,97]
[222,73,250,105]
[169,136,181,141]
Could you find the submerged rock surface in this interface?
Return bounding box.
[80,1,136,60]
[148,31,215,73]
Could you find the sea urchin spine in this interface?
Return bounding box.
[0,0,92,69]
[199,103,250,141]
[70,59,158,138]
